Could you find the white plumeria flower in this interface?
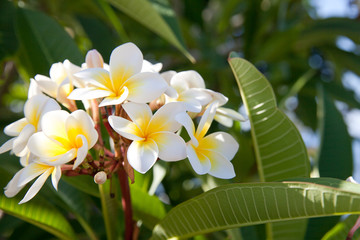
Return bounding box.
[141,60,162,73]
[204,89,247,127]
[163,70,212,113]
[4,161,61,204]
[176,102,238,179]
[27,110,98,169]
[68,42,168,107]
[108,102,187,173]
[0,95,61,158]
[33,60,81,109]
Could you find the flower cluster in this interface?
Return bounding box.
[0,42,243,203]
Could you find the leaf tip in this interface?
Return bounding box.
[228,51,241,60]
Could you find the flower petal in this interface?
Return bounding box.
[110,43,143,85]
[141,60,162,73]
[12,124,35,156]
[148,102,186,133]
[200,132,239,160]
[98,86,129,107]
[122,102,152,131]
[195,102,219,139]
[42,148,77,166]
[150,132,186,161]
[68,88,111,100]
[74,68,112,90]
[204,150,236,179]
[171,70,206,91]
[34,74,58,97]
[125,72,168,103]
[108,116,144,141]
[4,118,28,136]
[4,168,26,198]
[214,114,233,128]
[0,138,14,154]
[73,135,89,169]
[41,110,69,142]
[28,132,68,159]
[127,139,158,174]
[186,144,211,175]
[19,167,53,204]
[180,88,212,107]
[69,110,98,148]
[216,107,247,122]
[17,162,49,187]
[175,112,198,147]
[51,166,62,190]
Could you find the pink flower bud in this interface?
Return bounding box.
[85,49,104,68]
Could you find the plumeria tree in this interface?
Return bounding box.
[1,0,360,240]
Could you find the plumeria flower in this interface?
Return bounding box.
[141,60,162,73]
[108,102,187,173]
[176,102,238,179]
[204,89,247,127]
[0,95,61,159]
[162,70,212,113]
[4,161,61,204]
[68,42,168,107]
[27,110,98,169]
[33,60,81,109]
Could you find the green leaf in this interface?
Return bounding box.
[228,56,310,182]
[323,215,360,240]
[62,175,100,198]
[228,56,311,239]
[15,7,83,76]
[107,0,195,63]
[0,193,76,240]
[152,178,360,239]
[131,184,167,229]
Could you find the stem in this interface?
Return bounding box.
[118,167,134,240]
[347,216,360,240]
[99,181,118,240]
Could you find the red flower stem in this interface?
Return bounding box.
[91,99,104,146]
[118,166,134,240]
[347,216,360,240]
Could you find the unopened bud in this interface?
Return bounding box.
[94,171,107,184]
[86,49,104,68]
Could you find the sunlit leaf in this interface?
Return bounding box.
[323,215,360,240]
[152,178,360,239]
[107,0,195,63]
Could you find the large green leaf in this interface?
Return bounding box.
[228,55,311,239]
[0,193,76,240]
[152,178,360,239]
[0,1,18,61]
[107,0,195,63]
[15,7,83,76]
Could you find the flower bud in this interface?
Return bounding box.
[85,49,104,68]
[94,171,107,184]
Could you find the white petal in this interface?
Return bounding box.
[161,70,177,84]
[17,162,49,187]
[206,150,236,179]
[41,110,69,141]
[214,114,233,128]
[4,168,26,197]
[181,88,212,106]
[49,62,67,85]
[28,79,43,98]
[125,72,168,103]
[186,144,211,175]
[19,168,53,204]
[42,149,77,166]
[74,68,112,90]
[68,88,111,100]
[98,86,129,107]
[108,116,144,141]
[110,43,143,82]
[204,89,228,106]
[201,132,239,160]
[148,102,186,133]
[73,135,88,169]
[216,107,247,122]
[12,124,35,156]
[0,138,14,154]
[127,139,158,174]
[51,166,62,190]
[70,110,98,148]
[4,118,28,136]
[164,85,178,99]
[175,112,198,147]
[85,50,104,69]
[28,132,68,159]
[122,102,152,131]
[195,102,219,139]
[34,75,58,97]
[141,60,162,73]
[149,132,186,161]
[171,70,206,90]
